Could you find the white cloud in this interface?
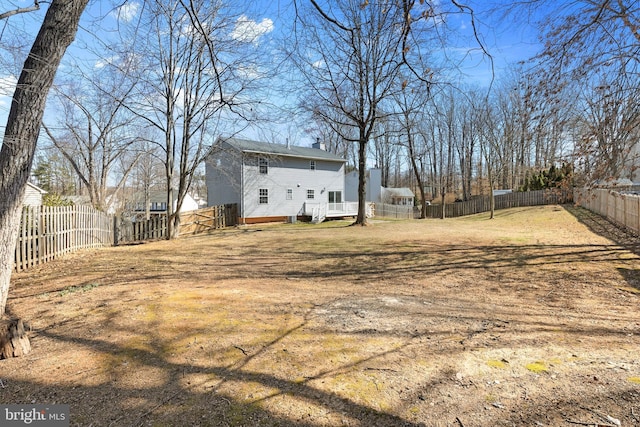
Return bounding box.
[112,2,139,23]
[94,55,118,69]
[231,15,273,44]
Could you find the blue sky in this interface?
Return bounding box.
[0,0,546,142]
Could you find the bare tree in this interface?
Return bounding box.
[530,0,640,75]
[126,138,165,220]
[455,90,483,201]
[292,0,410,225]
[43,67,141,212]
[573,67,640,182]
[126,0,261,238]
[478,101,502,219]
[291,1,492,224]
[511,0,640,183]
[0,0,88,316]
[393,81,431,217]
[0,1,40,20]
[308,111,358,167]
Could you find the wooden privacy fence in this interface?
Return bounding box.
[114,215,168,244]
[374,189,573,220]
[15,204,238,271]
[114,204,238,244]
[374,203,417,220]
[180,204,238,235]
[14,205,112,271]
[575,187,640,235]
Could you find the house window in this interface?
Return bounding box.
[286,188,293,200]
[307,189,315,200]
[259,188,268,204]
[310,160,316,171]
[259,157,268,174]
[328,191,342,204]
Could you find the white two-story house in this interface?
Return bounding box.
[206,137,352,224]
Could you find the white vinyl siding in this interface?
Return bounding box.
[205,146,242,207]
[208,142,345,220]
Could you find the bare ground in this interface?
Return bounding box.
[1,205,640,427]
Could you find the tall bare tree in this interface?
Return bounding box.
[126,0,261,238]
[293,0,410,225]
[0,0,88,316]
[478,101,502,219]
[393,80,431,217]
[514,0,640,182]
[43,68,141,212]
[573,67,640,182]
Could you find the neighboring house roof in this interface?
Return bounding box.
[130,189,199,212]
[23,182,47,206]
[383,187,415,198]
[219,137,346,163]
[26,182,47,194]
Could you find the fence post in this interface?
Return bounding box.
[113,215,119,246]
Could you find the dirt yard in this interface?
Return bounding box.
[1,205,639,427]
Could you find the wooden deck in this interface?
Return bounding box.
[303,202,373,223]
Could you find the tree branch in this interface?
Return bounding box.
[0,1,41,20]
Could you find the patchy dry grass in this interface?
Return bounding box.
[2,205,640,426]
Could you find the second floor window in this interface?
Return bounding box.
[310,160,316,171]
[259,157,268,174]
[307,189,315,200]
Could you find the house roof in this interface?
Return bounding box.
[383,187,415,198]
[219,137,346,163]
[26,182,47,194]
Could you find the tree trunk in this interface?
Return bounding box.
[488,167,495,220]
[0,319,31,359]
[0,0,88,319]
[440,186,446,220]
[405,127,426,219]
[355,135,368,225]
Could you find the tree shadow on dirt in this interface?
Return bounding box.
[564,205,640,255]
[9,305,639,427]
[11,240,633,301]
[4,282,639,426]
[496,386,640,426]
[565,205,640,292]
[21,318,429,426]
[6,206,640,425]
